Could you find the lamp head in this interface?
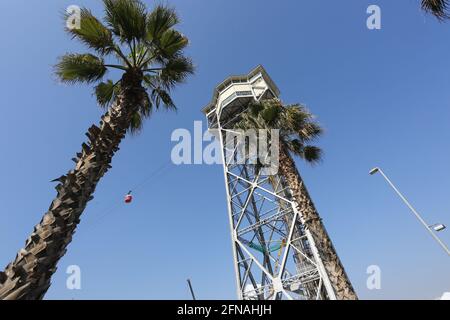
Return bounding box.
[431,224,446,232]
[369,167,380,175]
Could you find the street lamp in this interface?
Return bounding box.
[369,167,450,256]
[430,223,446,232]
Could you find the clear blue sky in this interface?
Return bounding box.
[0,0,449,300]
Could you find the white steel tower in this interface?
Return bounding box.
[202,66,338,300]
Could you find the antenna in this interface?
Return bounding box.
[187,279,196,300]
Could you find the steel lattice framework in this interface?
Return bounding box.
[202,66,336,300]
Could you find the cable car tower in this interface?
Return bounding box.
[202,66,337,300]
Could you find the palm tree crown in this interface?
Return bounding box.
[56,0,194,133]
[235,98,323,165]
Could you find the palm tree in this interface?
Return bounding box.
[0,0,193,300]
[234,99,357,300]
[422,0,449,19]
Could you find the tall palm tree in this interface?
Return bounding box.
[0,0,193,300]
[234,99,357,300]
[422,0,449,19]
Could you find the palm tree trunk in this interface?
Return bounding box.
[0,71,145,300]
[278,144,358,300]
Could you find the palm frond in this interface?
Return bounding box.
[285,139,304,157]
[151,87,176,110]
[422,0,450,19]
[55,53,106,84]
[94,80,120,108]
[128,111,143,134]
[146,4,180,42]
[143,74,175,110]
[131,43,148,65]
[139,91,153,117]
[156,29,189,59]
[260,103,281,125]
[281,105,322,141]
[300,145,323,164]
[153,57,194,89]
[128,92,152,134]
[248,101,265,116]
[66,8,115,55]
[283,105,310,127]
[299,122,323,142]
[103,0,147,43]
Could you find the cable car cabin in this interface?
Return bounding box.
[125,193,133,204]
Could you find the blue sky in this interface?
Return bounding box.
[0,0,449,300]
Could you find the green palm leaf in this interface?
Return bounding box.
[103,0,147,43]
[146,5,179,42]
[301,145,323,164]
[66,8,115,55]
[157,29,189,60]
[143,74,175,110]
[129,111,143,134]
[260,104,280,124]
[152,87,175,110]
[94,80,119,108]
[129,92,152,134]
[157,57,194,89]
[55,53,106,84]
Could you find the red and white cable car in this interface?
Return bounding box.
[124,191,133,204]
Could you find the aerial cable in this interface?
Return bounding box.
[78,160,173,235]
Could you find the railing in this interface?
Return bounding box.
[220,90,253,109]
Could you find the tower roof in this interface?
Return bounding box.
[201,65,280,115]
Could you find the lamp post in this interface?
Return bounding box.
[369,167,450,256]
[187,279,196,300]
